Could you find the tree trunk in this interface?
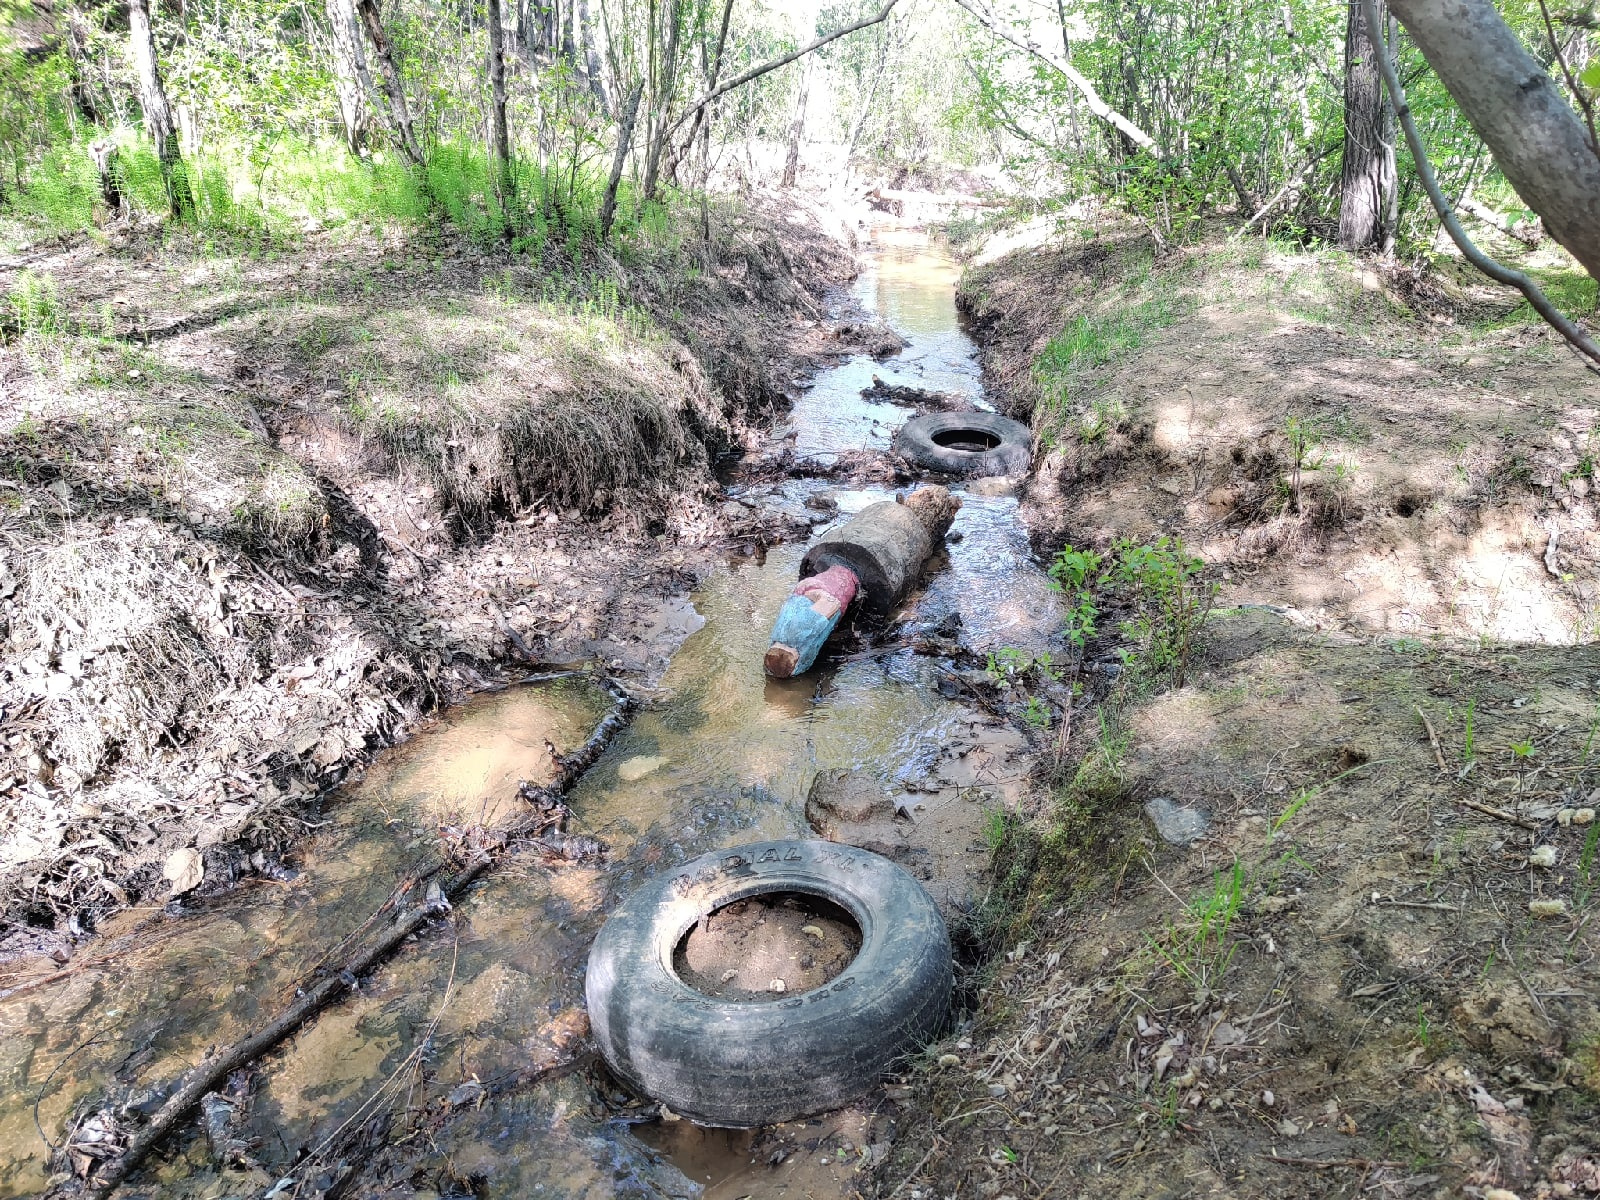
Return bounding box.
[781,55,814,189]
[325,0,376,156]
[641,1,685,202]
[91,140,125,219]
[1338,0,1397,253]
[845,22,888,162]
[354,0,425,166]
[1387,0,1600,281]
[519,0,555,59]
[66,9,105,126]
[575,0,610,116]
[663,0,733,189]
[599,80,645,238]
[486,0,513,205]
[127,0,189,216]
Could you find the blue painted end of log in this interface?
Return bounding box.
[768,594,843,676]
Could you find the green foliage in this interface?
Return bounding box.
[1050,536,1215,685]
[1143,860,1245,989]
[1579,823,1599,909]
[4,269,64,338]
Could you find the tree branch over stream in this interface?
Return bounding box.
[949,0,1161,155]
[1361,0,1600,368]
[666,0,901,136]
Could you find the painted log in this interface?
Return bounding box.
[766,487,961,677]
[764,565,859,678]
[798,486,960,612]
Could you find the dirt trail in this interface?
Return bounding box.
[872,225,1600,1199]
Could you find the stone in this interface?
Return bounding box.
[617,755,666,782]
[1144,796,1210,846]
[966,476,1016,497]
[806,769,895,832]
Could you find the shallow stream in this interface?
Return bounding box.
[0,225,1059,1199]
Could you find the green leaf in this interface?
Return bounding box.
[1581,61,1600,90]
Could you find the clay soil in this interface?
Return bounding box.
[867,225,1600,1200]
[0,192,887,962]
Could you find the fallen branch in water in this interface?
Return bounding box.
[52,678,638,1200]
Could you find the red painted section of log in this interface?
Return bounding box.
[793,564,859,610]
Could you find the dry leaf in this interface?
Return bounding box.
[163,847,204,896]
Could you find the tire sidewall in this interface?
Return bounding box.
[894,411,1032,478]
[586,839,951,1127]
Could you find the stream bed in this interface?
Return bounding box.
[0,225,1060,1200]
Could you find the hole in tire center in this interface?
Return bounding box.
[931,428,1001,453]
[672,892,862,1003]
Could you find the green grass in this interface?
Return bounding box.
[1498,268,1598,326]
[1142,859,1246,989]
[2,128,697,256]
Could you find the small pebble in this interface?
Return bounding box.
[1575,808,1596,825]
[938,1053,960,1068]
[769,978,786,993]
[1558,809,1576,826]
[1528,845,1557,868]
[1262,1089,1275,1107]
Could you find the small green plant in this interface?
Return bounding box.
[1022,696,1050,728]
[1144,860,1245,989]
[1284,414,1326,513]
[1110,536,1216,686]
[981,807,1011,853]
[1578,823,1599,909]
[1047,546,1104,647]
[1415,1006,1432,1048]
[1271,759,1382,836]
[1462,698,1476,761]
[4,270,64,338]
[1509,739,1537,761]
[1582,706,1600,762]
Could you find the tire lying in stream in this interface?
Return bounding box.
[585,839,951,1127]
[894,411,1032,478]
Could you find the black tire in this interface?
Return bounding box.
[585,839,951,1128]
[894,411,1032,478]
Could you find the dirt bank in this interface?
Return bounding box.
[869,228,1600,1198]
[960,229,1599,644]
[0,194,875,957]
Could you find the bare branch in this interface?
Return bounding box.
[1364,0,1600,367]
[667,0,900,136]
[950,0,1161,156]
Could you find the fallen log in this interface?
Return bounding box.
[765,487,960,678]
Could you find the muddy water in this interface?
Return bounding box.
[0,227,1058,1199]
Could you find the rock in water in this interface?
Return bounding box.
[806,769,896,833]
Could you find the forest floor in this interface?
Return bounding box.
[0,194,889,958]
[871,224,1600,1199]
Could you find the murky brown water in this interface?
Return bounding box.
[0,226,1058,1199]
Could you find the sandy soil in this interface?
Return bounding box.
[675,893,861,1002]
